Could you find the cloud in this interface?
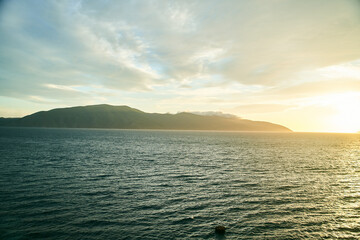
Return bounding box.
[0,0,360,130]
[0,0,162,102]
[2,0,360,92]
[190,111,239,118]
[264,78,360,100]
[229,104,296,114]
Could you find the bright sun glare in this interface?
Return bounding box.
[327,92,360,133]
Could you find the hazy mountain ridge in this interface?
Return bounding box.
[0,104,292,132]
[189,111,239,119]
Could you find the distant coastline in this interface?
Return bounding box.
[0,104,292,132]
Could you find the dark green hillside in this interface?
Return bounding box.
[0,104,292,132]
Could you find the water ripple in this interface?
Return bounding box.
[1,128,360,239]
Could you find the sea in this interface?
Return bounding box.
[0,127,359,239]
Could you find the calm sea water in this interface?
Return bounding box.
[0,127,359,239]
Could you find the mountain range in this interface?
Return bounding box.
[0,104,292,132]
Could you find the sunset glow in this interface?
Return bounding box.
[2,2,360,238]
[0,0,360,133]
[328,92,360,133]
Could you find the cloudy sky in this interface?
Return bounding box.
[1,0,360,132]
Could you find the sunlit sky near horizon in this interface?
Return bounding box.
[1,0,360,133]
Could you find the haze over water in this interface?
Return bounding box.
[1,127,359,239]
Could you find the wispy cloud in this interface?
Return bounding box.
[0,0,360,131]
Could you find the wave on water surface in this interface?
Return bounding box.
[0,128,359,239]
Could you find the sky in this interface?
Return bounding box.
[0,0,360,133]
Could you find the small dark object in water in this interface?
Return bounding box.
[215,226,226,234]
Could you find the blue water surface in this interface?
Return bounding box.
[0,127,360,239]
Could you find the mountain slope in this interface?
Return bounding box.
[0,104,292,132]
